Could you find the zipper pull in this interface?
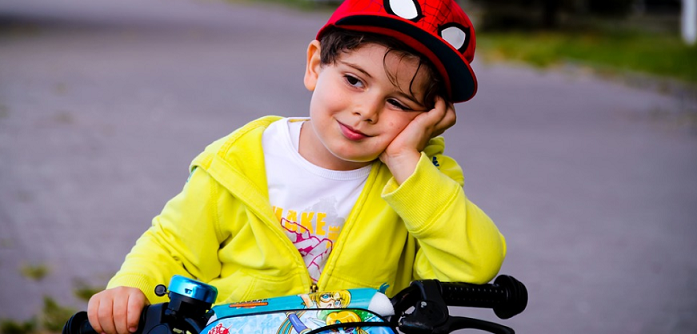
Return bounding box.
[310,283,318,293]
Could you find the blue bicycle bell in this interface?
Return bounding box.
[168,275,218,305]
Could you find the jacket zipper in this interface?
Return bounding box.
[313,163,377,293]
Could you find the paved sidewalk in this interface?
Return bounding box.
[1,0,696,332]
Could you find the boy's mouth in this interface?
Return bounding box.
[338,122,369,140]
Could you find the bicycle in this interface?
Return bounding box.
[63,274,527,334]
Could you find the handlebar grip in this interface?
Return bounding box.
[62,311,97,334]
[439,275,528,319]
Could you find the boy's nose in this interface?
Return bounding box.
[353,97,382,123]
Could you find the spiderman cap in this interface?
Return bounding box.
[317,0,477,102]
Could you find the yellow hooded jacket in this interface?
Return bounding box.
[107,116,506,304]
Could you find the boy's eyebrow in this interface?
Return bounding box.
[338,60,373,79]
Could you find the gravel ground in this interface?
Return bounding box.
[1,0,696,333]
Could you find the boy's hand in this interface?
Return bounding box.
[380,96,456,184]
[87,286,149,334]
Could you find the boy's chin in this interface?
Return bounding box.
[328,152,377,168]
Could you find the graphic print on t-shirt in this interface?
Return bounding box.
[263,119,369,284]
[273,204,343,283]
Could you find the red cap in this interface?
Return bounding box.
[317,0,478,102]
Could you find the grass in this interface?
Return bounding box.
[0,282,103,334]
[0,320,36,334]
[19,264,50,282]
[72,281,104,302]
[40,298,76,333]
[0,297,77,334]
[0,263,111,334]
[475,28,697,86]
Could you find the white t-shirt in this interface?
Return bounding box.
[261,118,371,282]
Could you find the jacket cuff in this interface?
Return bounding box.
[107,273,169,304]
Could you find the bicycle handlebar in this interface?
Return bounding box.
[439,275,528,319]
[63,311,94,334]
[63,275,528,334]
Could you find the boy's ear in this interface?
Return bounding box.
[304,40,322,92]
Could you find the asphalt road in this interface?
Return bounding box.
[1,0,696,333]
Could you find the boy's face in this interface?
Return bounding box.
[301,41,431,170]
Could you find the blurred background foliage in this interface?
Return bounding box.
[464,0,696,85]
[251,0,696,86]
[469,0,639,29]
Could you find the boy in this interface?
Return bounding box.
[87,0,506,333]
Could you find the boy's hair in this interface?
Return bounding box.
[319,27,445,109]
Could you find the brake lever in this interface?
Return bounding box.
[396,280,517,334]
[396,280,449,334]
[400,303,516,334]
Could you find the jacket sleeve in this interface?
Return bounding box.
[381,138,506,284]
[106,167,226,303]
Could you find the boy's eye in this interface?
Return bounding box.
[344,75,364,88]
[387,98,410,111]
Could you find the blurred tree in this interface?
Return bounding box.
[469,0,636,30]
[639,0,681,14]
[587,0,634,16]
[542,0,562,27]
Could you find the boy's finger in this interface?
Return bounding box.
[126,293,145,333]
[431,96,446,115]
[113,295,129,334]
[418,97,446,128]
[432,107,456,137]
[87,298,103,334]
[428,97,455,137]
[432,113,455,137]
[97,299,116,334]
